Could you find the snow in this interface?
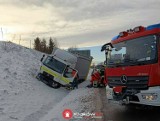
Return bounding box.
[0,42,101,121]
[40,88,100,121]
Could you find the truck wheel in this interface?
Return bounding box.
[49,80,61,89]
[36,73,41,81]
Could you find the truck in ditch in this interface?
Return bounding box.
[37,48,92,89]
[101,23,160,107]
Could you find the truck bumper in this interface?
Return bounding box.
[106,86,160,106]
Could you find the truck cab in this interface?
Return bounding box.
[37,48,92,89]
[38,49,78,89]
[102,23,160,106]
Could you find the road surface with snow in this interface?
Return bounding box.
[100,88,160,121]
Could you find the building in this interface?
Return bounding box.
[69,50,91,58]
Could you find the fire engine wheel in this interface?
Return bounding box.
[50,81,61,89]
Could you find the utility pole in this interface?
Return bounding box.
[30,40,32,49]
[1,27,3,40]
[12,34,16,42]
[19,35,21,45]
[1,27,6,50]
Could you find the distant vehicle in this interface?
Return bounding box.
[102,23,160,106]
[37,48,92,89]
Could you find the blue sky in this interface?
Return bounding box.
[80,45,105,64]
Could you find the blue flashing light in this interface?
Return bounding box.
[111,35,119,41]
[146,23,160,30]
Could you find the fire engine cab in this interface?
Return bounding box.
[101,23,160,106]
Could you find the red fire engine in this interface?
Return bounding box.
[101,23,160,106]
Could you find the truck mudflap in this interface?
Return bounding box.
[106,85,160,106]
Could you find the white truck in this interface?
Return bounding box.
[37,48,92,89]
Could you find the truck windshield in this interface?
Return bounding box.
[107,35,158,67]
[43,56,66,74]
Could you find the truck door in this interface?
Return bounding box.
[61,67,78,85]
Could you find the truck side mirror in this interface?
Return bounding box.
[101,43,113,51]
[40,54,45,62]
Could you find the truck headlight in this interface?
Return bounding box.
[141,93,158,101]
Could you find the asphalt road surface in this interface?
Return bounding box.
[100,88,160,121]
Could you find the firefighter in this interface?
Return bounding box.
[87,69,100,88]
[87,64,105,88]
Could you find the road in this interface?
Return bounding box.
[99,88,160,121]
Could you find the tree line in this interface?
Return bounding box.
[34,37,58,54]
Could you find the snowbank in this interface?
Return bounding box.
[40,88,102,121]
[0,42,69,121]
[0,42,102,121]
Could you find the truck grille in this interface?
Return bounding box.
[108,76,149,90]
[42,71,53,80]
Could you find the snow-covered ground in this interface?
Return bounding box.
[40,88,101,121]
[0,42,102,121]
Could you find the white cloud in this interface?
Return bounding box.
[0,0,159,48]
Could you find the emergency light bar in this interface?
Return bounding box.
[111,35,119,41]
[111,23,160,42]
[133,26,145,32]
[119,31,128,37]
[146,23,160,30]
[126,29,134,34]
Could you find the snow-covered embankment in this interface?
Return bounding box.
[0,42,102,121]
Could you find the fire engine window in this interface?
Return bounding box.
[108,34,158,66]
[110,47,126,64]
